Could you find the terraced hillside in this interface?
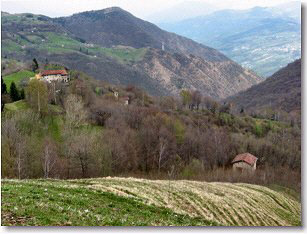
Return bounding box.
[1,178,301,226]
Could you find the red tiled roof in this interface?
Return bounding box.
[231,153,258,166]
[41,70,68,76]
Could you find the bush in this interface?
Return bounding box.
[253,123,263,137]
[181,159,204,179]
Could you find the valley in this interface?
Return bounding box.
[0,2,302,227]
[158,3,301,77]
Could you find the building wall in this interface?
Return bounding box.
[232,161,256,171]
[41,75,69,83]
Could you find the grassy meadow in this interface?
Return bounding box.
[1,177,301,226]
[3,70,35,89]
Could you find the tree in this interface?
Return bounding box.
[219,102,231,114]
[1,115,26,179]
[1,76,9,111]
[20,88,25,99]
[203,96,219,113]
[69,132,98,178]
[1,76,7,94]
[41,137,58,178]
[1,94,11,112]
[10,82,20,102]
[191,90,202,110]
[64,94,88,129]
[32,58,39,72]
[157,127,175,173]
[180,90,192,109]
[25,79,48,114]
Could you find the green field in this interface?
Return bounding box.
[3,100,30,112]
[3,70,35,89]
[93,47,147,64]
[1,178,301,226]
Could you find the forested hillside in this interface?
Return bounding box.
[1,67,301,192]
[227,59,301,116]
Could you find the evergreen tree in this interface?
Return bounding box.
[32,58,39,72]
[1,76,7,94]
[10,82,20,101]
[20,88,25,99]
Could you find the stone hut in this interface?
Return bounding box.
[231,153,258,172]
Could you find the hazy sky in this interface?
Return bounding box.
[1,0,300,19]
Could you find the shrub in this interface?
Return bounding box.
[181,159,204,179]
[253,123,263,137]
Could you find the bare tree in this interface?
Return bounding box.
[41,137,58,178]
[69,132,98,178]
[191,90,202,110]
[25,79,48,114]
[2,115,26,179]
[64,94,88,129]
[157,127,175,173]
[16,140,26,179]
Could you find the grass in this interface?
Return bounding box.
[92,47,147,64]
[2,21,148,65]
[1,179,216,226]
[3,101,63,114]
[4,100,30,112]
[43,115,63,142]
[3,70,35,89]
[1,178,301,226]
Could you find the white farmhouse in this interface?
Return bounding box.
[40,70,70,83]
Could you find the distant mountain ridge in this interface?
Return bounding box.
[226,59,301,113]
[159,2,301,77]
[54,7,228,62]
[2,8,261,99]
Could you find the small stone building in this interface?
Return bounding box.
[231,153,258,172]
[123,96,129,105]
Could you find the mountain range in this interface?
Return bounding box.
[158,2,301,77]
[1,7,261,99]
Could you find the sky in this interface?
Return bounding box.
[1,0,300,19]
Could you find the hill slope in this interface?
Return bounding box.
[1,9,261,99]
[1,178,301,226]
[159,4,301,77]
[134,48,260,99]
[226,59,301,113]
